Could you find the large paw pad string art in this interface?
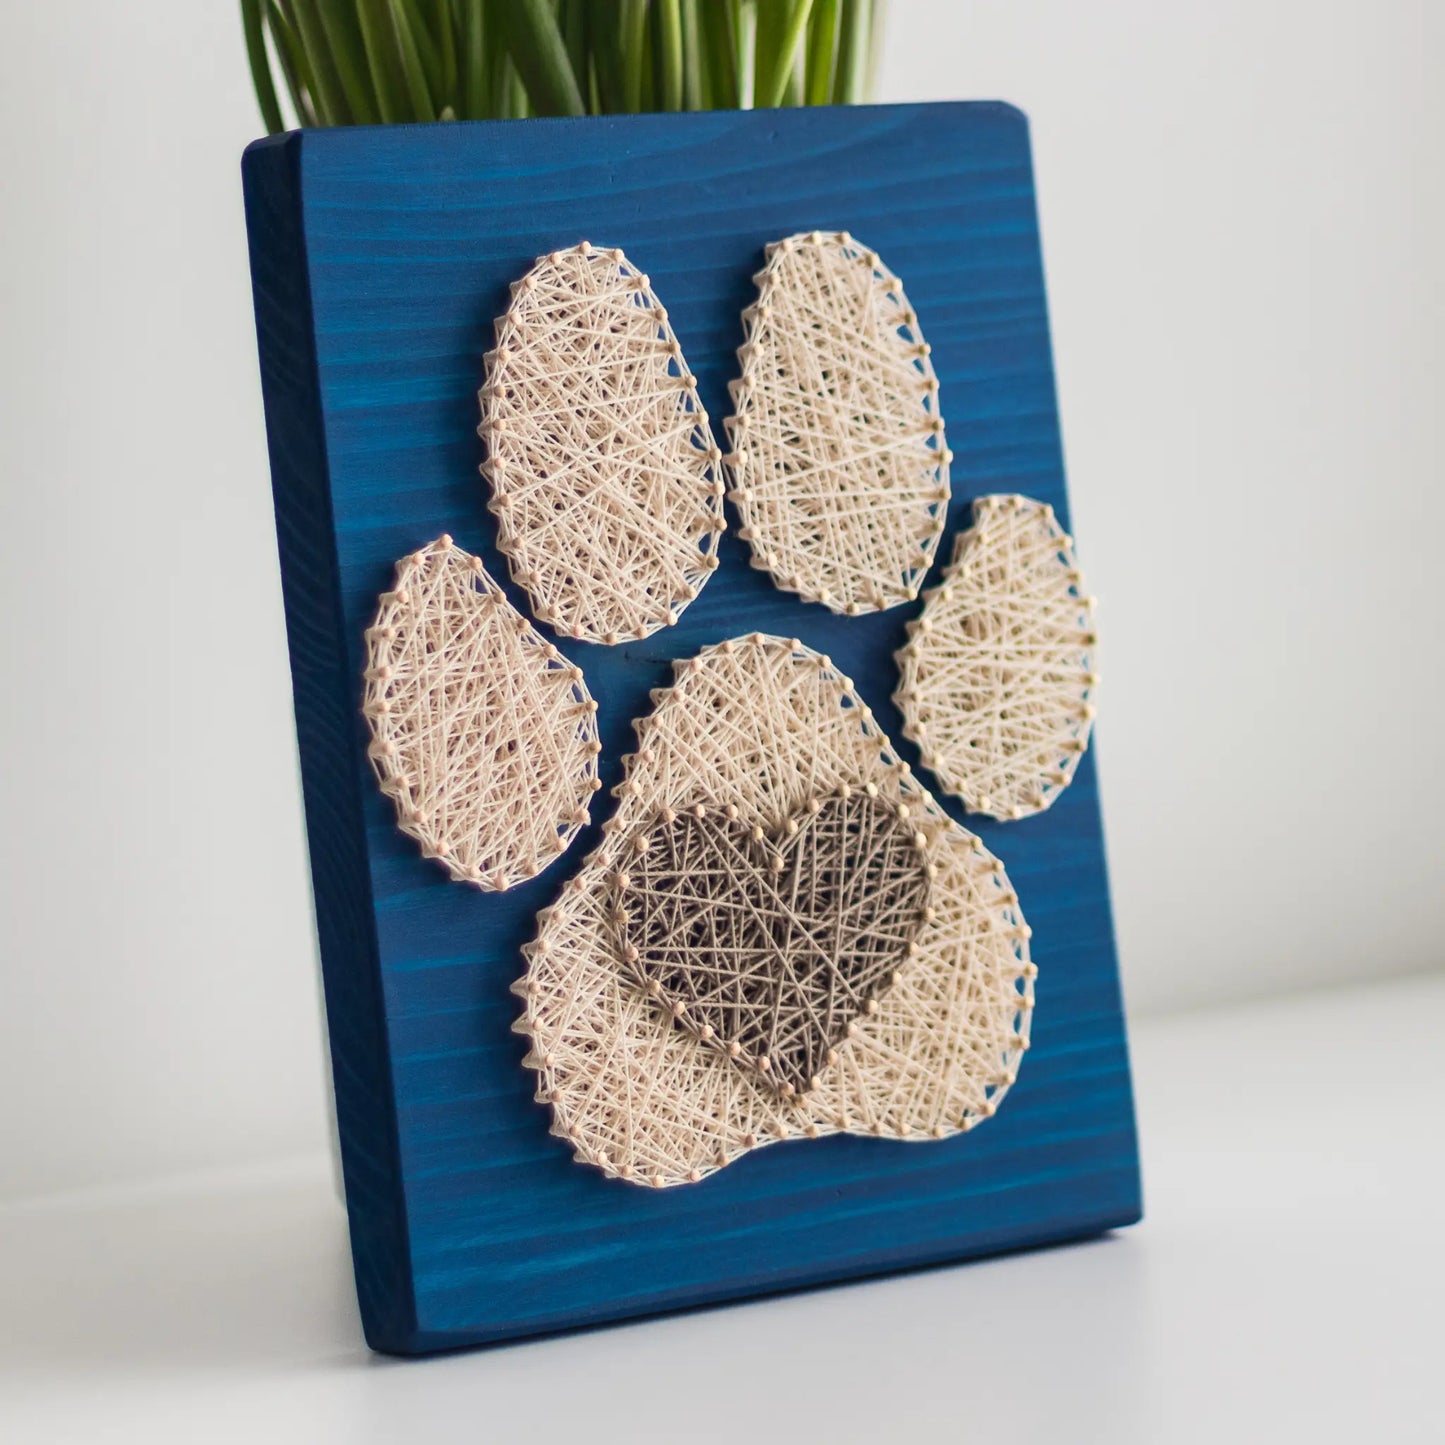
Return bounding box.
[363,239,1097,1185]
[517,635,1033,1187]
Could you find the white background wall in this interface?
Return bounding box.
[1,1,1440,1203]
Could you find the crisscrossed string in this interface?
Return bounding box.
[726,231,951,614]
[896,494,1098,820]
[363,536,602,891]
[516,635,1034,1187]
[480,241,725,645]
[613,792,932,1097]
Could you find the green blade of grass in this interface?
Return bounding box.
[698,0,735,108]
[287,0,351,122]
[241,0,286,133]
[500,0,585,116]
[395,0,446,103]
[387,0,438,119]
[620,0,649,112]
[488,27,531,119]
[489,30,507,114]
[804,0,839,106]
[267,1,321,125]
[731,0,757,108]
[458,0,490,117]
[865,0,886,100]
[639,5,656,110]
[678,0,705,108]
[355,0,408,120]
[564,2,602,111]
[832,0,869,102]
[315,0,380,123]
[654,0,683,110]
[502,54,531,116]
[752,0,776,103]
[435,0,458,107]
[757,0,813,109]
[590,0,627,112]
[784,49,804,106]
[560,0,587,91]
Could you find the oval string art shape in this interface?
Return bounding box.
[895,494,1099,820]
[363,536,602,891]
[480,241,726,645]
[726,231,951,614]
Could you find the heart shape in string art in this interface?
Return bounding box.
[610,792,933,1098]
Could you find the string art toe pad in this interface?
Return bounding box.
[362,536,600,890]
[612,794,932,1098]
[725,230,950,614]
[479,241,725,646]
[896,494,1098,820]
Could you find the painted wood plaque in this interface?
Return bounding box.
[241,101,1141,1355]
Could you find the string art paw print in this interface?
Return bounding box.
[361,237,1096,1187]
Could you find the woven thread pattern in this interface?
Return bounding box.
[896,494,1098,820]
[363,536,601,891]
[725,231,951,614]
[359,248,1091,1186]
[515,635,1033,1187]
[612,793,933,1098]
[480,241,726,646]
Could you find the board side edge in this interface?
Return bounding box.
[241,132,419,1354]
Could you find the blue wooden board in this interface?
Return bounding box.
[242,101,1141,1356]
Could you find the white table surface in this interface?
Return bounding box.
[4,973,1441,1445]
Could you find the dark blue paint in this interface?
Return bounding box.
[242,102,1140,1356]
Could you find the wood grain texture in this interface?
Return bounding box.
[241,102,1141,1356]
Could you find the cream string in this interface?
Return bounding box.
[363,536,602,891]
[516,635,1033,1187]
[897,494,1098,820]
[480,240,725,646]
[727,231,950,614]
